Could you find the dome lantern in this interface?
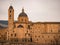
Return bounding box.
[22,8,24,13]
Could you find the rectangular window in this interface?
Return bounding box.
[15,33,16,37]
[11,34,13,36]
[28,25,30,29]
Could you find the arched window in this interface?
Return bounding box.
[10,10,11,13]
[9,15,11,18]
[17,25,23,28]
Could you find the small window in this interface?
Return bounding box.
[51,29,52,32]
[14,25,16,28]
[45,40,46,42]
[58,25,60,32]
[48,36,49,38]
[35,35,37,38]
[58,28,60,32]
[27,31,28,33]
[5,32,7,34]
[28,25,30,29]
[30,38,32,42]
[15,33,16,37]
[42,36,44,38]
[53,36,55,38]
[0,37,1,39]
[13,31,14,32]
[4,38,6,40]
[25,19,26,22]
[37,39,38,41]
[11,34,13,36]
[22,19,23,22]
[9,15,11,18]
[15,39,18,42]
[10,10,11,13]
[38,36,40,38]
[0,33,1,35]
[51,40,52,42]
[59,36,60,38]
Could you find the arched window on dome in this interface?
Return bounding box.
[17,25,24,28]
[21,19,23,22]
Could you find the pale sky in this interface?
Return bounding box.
[0,0,60,22]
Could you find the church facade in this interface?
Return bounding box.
[0,6,60,44]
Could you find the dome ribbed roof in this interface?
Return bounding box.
[19,12,27,17]
[19,8,28,17]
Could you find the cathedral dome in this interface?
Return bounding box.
[18,8,28,23]
[18,8,28,17]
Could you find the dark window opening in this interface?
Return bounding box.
[42,36,44,38]
[5,32,7,34]
[37,39,38,41]
[58,25,60,32]
[45,40,46,42]
[15,33,16,37]
[22,19,23,22]
[17,25,23,28]
[25,19,26,22]
[9,15,11,18]
[58,28,60,32]
[51,29,52,32]
[0,33,1,35]
[10,10,11,13]
[15,39,18,42]
[59,36,60,38]
[28,25,30,29]
[28,33,30,36]
[51,40,52,42]
[4,38,6,40]
[31,23,34,26]
[38,36,40,38]
[0,37,1,39]
[11,34,13,36]
[48,36,49,38]
[14,25,16,28]
[30,38,32,42]
[53,36,55,38]
[35,36,36,37]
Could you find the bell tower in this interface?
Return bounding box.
[8,6,14,40]
[8,6,14,30]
